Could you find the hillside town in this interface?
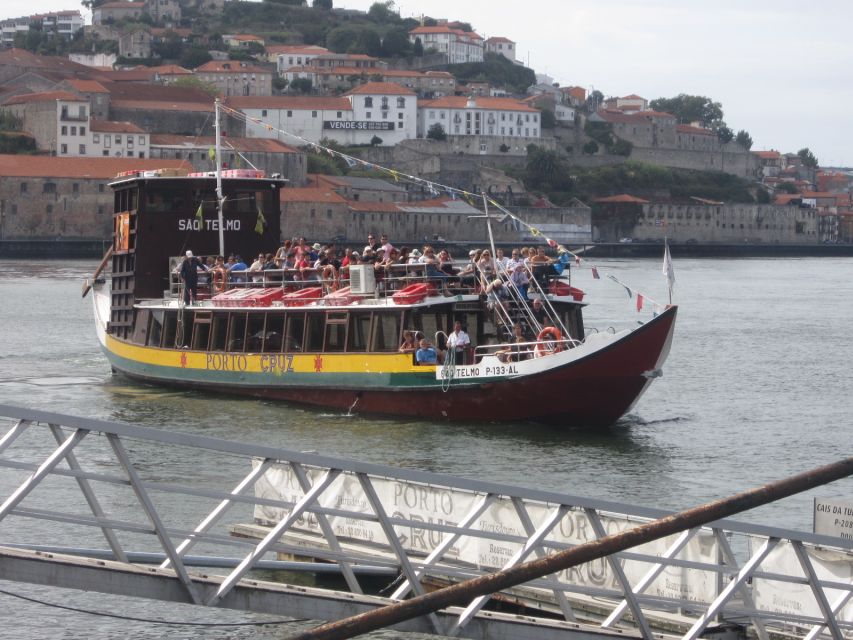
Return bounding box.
[0,0,851,250]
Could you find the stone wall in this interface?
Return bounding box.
[594,202,820,244]
[0,176,112,239]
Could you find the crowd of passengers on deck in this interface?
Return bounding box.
[182,232,574,300]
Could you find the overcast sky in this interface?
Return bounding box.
[6,0,852,166]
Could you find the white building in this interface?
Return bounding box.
[227,95,355,146]
[342,82,417,146]
[2,91,150,158]
[408,25,484,64]
[1,10,84,45]
[484,36,516,61]
[228,82,417,147]
[271,45,330,75]
[418,96,540,139]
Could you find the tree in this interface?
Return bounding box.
[370,135,383,146]
[540,109,556,130]
[326,25,362,53]
[797,147,819,168]
[526,147,565,190]
[649,94,723,127]
[313,0,332,8]
[368,1,399,23]
[777,182,799,194]
[381,27,411,57]
[352,28,382,56]
[179,47,213,69]
[582,141,599,155]
[585,90,604,113]
[426,123,446,141]
[172,76,219,97]
[289,77,313,93]
[735,129,753,150]
[715,125,734,144]
[412,37,423,57]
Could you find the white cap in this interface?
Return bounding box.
[186,250,193,257]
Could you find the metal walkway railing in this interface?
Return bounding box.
[0,405,850,640]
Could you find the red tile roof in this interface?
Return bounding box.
[676,124,714,136]
[752,150,781,159]
[266,45,330,56]
[2,90,86,105]
[621,94,645,100]
[102,65,192,82]
[226,95,352,111]
[90,119,146,133]
[150,134,299,153]
[0,155,191,178]
[595,109,674,124]
[64,79,111,94]
[419,96,538,112]
[195,61,270,74]
[226,34,264,41]
[0,48,104,79]
[593,194,650,204]
[345,82,416,96]
[97,2,145,8]
[111,99,213,112]
[280,187,347,204]
[409,26,483,40]
[485,36,514,44]
[774,194,802,205]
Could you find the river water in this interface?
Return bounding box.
[0,256,850,639]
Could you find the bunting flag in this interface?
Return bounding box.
[608,274,632,298]
[389,169,400,182]
[208,146,215,161]
[575,255,581,266]
[344,156,358,168]
[547,238,557,248]
[254,205,266,235]
[636,293,644,312]
[195,202,203,225]
[427,182,439,197]
[463,193,475,206]
[592,266,600,279]
[662,240,675,300]
[529,227,541,237]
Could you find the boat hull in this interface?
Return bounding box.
[95,291,676,427]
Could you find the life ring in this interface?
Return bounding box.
[535,326,563,357]
[212,268,227,293]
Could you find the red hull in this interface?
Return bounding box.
[212,306,678,427]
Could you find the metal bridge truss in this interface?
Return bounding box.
[0,405,850,640]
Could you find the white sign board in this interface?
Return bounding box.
[814,498,853,540]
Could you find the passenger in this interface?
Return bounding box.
[446,320,471,362]
[529,247,551,288]
[379,233,394,256]
[407,248,422,264]
[178,250,205,304]
[531,297,547,327]
[399,330,417,354]
[495,248,509,272]
[456,250,479,288]
[507,259,529,300]
[298,251,319,282]
[248,253,265,283]
[228,254,248,284]
[415,338,439,366]
[274,239,292,266]
[365,233,380,254]
[496,323,529,363]
[314,247,339,290]
[422,246,451,295]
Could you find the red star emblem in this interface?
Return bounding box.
[180,352,188,368]
[313,354,323,372]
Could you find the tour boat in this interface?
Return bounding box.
[88,167,677,427]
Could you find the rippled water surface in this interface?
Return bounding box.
[0,257,851,639]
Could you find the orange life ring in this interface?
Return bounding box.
[535,326,563,357]
[212,268,227,293]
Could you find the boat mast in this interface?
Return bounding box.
[214,98,225,257]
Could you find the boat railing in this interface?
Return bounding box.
[472,336,579,363]
[168,261,482,302]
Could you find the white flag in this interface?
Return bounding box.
[662,240,675,301]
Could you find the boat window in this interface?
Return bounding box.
[371,312,401,352]
[305,313,325,352]
[264,314,285,353]
[191,315,211,351]
[144,188,188,214]
[324,313,347,352]
[162,311,178,349]
[246,313,266,352]
[284,313,305,352]
[562,308,584,341]
[456,312,480,348]
[128,188,137,211]
[415,311,446,348]
[210,314,227,351]
[148,310,163,346]
[227,313,247,351]
[347,313,371,352]
[132,309,150,344]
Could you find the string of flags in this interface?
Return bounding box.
[217,103,672,313]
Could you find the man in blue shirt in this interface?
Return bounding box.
[415,338,439,366]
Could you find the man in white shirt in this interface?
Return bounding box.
[446,320,471,363]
